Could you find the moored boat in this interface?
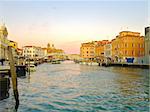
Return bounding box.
[27,64,36,72]
[51,60,61,64]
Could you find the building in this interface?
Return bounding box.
[104,41,112,58]
[104,41,112,64]
[95,40,109,62]
[8,40,18,57]
[47,43,64,54]
[144,27,150,64]
[46,43,64,60]
[0,24,9,61]
[80,42,96,60]
[22,46,44,59]
[42,48,47,57]
[111,31,144,63]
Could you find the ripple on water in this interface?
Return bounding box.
[1,63,149,112]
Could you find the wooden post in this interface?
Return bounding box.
[28,57,30,75]
[7,46,19,110]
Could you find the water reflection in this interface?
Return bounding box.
[0,62,149,112]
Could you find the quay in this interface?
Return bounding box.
[78,61,150,69]
[102,63,150,69]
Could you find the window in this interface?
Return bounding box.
[132,51,134,55]
[138,44,140,48]
[138,51,140,56]
[125,51,128,55]
[125,43,127,47]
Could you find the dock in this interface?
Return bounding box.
[100,63,150,69]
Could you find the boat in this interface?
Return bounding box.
[27,64,36,72]
[51,60,61,64]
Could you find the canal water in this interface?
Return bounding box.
[0,61,149,112]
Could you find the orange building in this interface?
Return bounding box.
[80,42,96,60]
[111,31,144,63]
[95,40,109,62]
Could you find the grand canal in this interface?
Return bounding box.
[0,61,149,112]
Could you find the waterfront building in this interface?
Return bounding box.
[144,27,150,64]
[104,41,112,63]
[8,40,18,57]
[22,46,44,59]
[0,24,9,61]
[95,40,109,62]
[111,31,144,63]
[36,46,45,59]
[46,43,65,60]
[42,48,47,57]
[47,43,64,54]
[80,42,96,61]
[23,46,36,59]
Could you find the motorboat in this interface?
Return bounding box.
[27,64,36,72]
[51,60,61,64]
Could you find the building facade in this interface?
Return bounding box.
[47,43,64,54]
[111,31,144,63]
[46,43,64,60]
[95,40,109,62]
[104,41,112,58]
[22,46,44,59]
[144,27,150,64]
[80,42,96,60]
[8,40,18,57]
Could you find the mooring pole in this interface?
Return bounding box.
[7,46,19,110]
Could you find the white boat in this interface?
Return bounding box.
[91,62,99,66]
[27,65,36,72]
[87,62,99,66]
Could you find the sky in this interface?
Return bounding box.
[0,0,149,54]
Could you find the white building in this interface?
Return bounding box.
[42,48,47,57]
[104,42,112,63]
[104,42,112,58]
[22,46,44,59]
[144,27,150,65]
